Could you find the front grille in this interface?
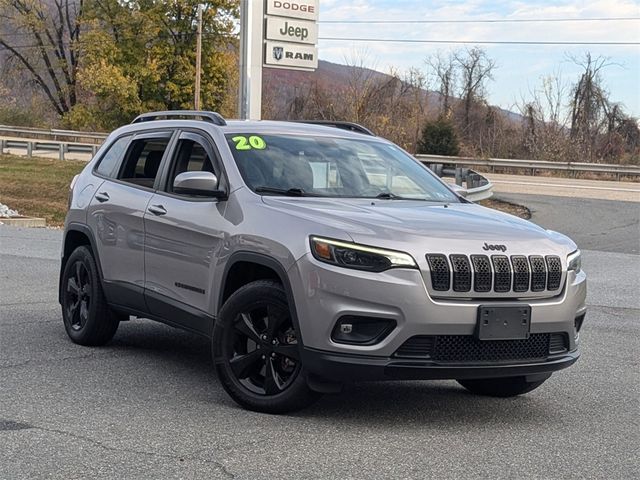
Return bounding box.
[426,254,450,291]
[394,334,552,362]
[426,253,564,296]
[511,255,530,292]
[450,255,471,292]
[546,256,562,290]
[492,255,512,293]
[471,255,492,292]
[530,256,547,291]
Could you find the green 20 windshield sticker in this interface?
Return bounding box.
[232,135,267,150]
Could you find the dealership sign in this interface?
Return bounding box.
[264,41,318,70]
[266,17,317,45]
[265,0,319,21]
[263,0,319,71]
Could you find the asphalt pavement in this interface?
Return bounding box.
[1,196,639,479]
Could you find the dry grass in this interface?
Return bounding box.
[0,154,86,227]
[479,198,531,219]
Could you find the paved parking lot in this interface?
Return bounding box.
[1,195,638,479]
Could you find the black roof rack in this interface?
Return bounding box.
[132,110,227,126]
[293,120,375,136]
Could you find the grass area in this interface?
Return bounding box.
[0,154,86,227]
[479,198,531,219]
[0,153,531,227]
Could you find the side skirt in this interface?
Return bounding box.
[104,280,214,338]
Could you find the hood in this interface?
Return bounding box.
[261,197,576,257]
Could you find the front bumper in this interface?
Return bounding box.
[302,347,580,381]
[289,253,587,357]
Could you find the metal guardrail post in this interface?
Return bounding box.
[0,139,4,154]
[58,144,64,161]
[27,141,33,157]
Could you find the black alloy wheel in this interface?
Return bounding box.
[64,260,92,331]
[213,280,320,413]
[229,305,300,395]
[61,246,120,346]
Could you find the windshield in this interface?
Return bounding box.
[225,133,459,202]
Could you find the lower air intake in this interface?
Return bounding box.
[394,334,552,362]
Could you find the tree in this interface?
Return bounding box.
[0,0,82,116]
[426,51,456,116]
[67,0,237,129]
[454,47,495,130]
[417,117,460,156]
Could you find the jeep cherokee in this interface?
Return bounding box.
[59,111,587,413]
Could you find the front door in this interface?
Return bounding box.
[143,131,227,335]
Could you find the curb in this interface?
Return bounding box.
[0,217,47,227]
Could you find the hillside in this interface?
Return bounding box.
[262,59,522,124]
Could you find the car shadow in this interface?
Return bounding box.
[106,320,560,426]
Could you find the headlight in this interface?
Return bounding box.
[567,250,582,273]
[310,236,417,272]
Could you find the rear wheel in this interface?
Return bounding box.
[212,280,320,414]
[457,376,548,397]
[61,246,120,346]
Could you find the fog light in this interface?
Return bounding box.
[331,316,396,345]
[339,324,353,334]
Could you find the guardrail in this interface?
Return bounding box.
[0,125,107,143]
[426,165,493,202]
[416,154,640,180]
[0,138,98,160]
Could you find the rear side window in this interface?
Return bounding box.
[118,138,171,189]
[95,135,131,178]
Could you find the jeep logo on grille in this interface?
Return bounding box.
[482,243,507,252]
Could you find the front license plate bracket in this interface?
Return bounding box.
[476,305,531,340]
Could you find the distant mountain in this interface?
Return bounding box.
[263,59,523,123]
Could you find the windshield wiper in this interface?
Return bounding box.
[375,192,406,200]
[254,186,307,197]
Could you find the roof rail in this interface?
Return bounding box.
[293,120,375,136]
[132,110,227,126]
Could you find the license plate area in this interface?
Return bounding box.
[476,305,531,340]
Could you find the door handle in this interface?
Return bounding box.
[95,192,110,203]
[148,204,167,216]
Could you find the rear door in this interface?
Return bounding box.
[143,130,227,335]
[86,130,174,311]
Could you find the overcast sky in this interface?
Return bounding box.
[316,0,640,116]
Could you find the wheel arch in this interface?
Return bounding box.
[59,223,103,304]
[218,252,305,345]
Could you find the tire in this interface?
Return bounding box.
[212,280,320,414]
[61,246,120,346]
[457,375,548,397]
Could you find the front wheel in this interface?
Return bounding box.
[457,376,548,397]
[212,280,320,414]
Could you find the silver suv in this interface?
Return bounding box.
[59,111,587,413]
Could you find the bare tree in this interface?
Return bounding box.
[426,51,456,116]
[454,47,496,130]
[403,67,429,151]
[568,53,616,160]
[0,0,82,116]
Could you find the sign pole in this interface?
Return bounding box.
[194,4,203,110]
[238,0,263,120]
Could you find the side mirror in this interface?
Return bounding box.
[173,171,226,198]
